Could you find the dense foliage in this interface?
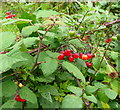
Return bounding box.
[0,1,120,109]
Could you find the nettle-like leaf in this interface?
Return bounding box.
[62,95,83,108]
[85,85,98,94]
[2,80,17,97]
[21,25,39,37]
[0,32,16,51]
[67,86,82,96]
[20,86,38,105]
[46,50,59,59]
[41,57,58,77]
[104,88,117,100]
[35,10,59,18]
[62,61,86,84]
[110,80,119,93]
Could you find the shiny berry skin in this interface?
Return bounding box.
[20,99,27,102]
[6,11,11,15]
[58,54,64,60]
[86,53,93,59]
[106,38,112,43]
[82,54,88,60]
[79,52,83,59]
[68,56,74,62]
[73,53,79,58]
[12,14,16,17]
[111,36,117,41]
[82,37,86,41]
[6,16,11,19]
[15,95,21,101]
[64,50,72,56]
[86,62,93,67]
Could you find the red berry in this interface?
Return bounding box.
[79,52,83,59]
[68,56,74,62]
[58,54,64,60]
[6,11,11,15]
[82,37,86,41]
[60,51,65,54]
[12,14,16,17]
[86,62,93,67]
[64,50,72,56]
[73,53,79,58]
[82,54,88,60]
[86,53,93,59]
[20,99,27,102]
[15,95,21,101]
[106,38,112,43]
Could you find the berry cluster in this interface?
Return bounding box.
[15,95,26,102]
[58,50,93,67]
[5,11,16,19]
[106,38,112,43]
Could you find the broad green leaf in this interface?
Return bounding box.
[20,86,37,104]
[76,59,87,68]
[37,51,48,62]
[21,25,39,37]
[85,85,98,94]
[0,100,16,109]
[97,90,109,103]
[38,30,56,37]
[39,85,59,96]
[109,101,119,108]
[101,101,110,108]
[40,92,52,103]
[67,86,82,96]
[41,57,58,76]
[46,50,59,59]
[104,88,117,100]
[110,80,119,93]
[110,52,118,60]
[83,94,97,103]
[62,61,86,83]
[23,37,39,47]
[105,64,116,74]
[94,82,107,88]
[0,32,16,51]
[2,80,17,97]
[36,10,59,18]
[69,39,84,48]
[62,95,83,108]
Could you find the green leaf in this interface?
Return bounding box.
[20,86,37,104]
[62,61,86,83]
[21,25,39,37]
[94,82,107,88]
[101,101,110,108]
[0,32,16,51]
[2,80,17,97]
[36,10,59,18]
[41,57,58,76]
[97,90,109,103]
[104,88,117,100]
[85,85,98,94]
[69,39,84,48]
[67,86,82,96]
[23,37,39,48]
[0,100,16,109]
[46,50,59,59]
[83,94,97,103]
[62,95,83,108]
[76,59,87,68]
[110,80,119,93]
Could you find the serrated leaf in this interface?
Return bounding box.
[62,61,86,83]
[41,57,58,76]
[36,10,59,18]
[110,80,119,93]
[20,86,37,104]
[104,88,117,100]
[94,82,107,88]
[0,32,16,51]
[2,80,17,97]
[67,86,82,96]
[62,95,83,108]
[21,25,39,37]
[83,94,97,103]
